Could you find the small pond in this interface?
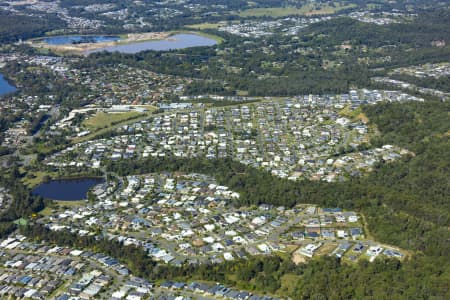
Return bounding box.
[0,74,17,97]
[32,178,104,201]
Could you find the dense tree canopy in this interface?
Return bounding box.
[0,12,65,43]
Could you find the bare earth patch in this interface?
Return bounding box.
[292,247,307,264]
[28,32,172,54]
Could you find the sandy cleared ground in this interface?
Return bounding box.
[28,32,173,54]
[292,248,307,264]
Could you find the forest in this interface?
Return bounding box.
[0,164,44,237]
[302,11,450,48]
[0,12,65,43]
[0,165,45,223]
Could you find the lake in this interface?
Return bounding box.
[87,33,217,54]
[32,178,104,201]
[44,35,120,45]
[0,74,17,97]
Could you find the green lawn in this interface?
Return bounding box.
[172,30,224,43]
[339,105,369,123]
[278,274,302,296]
[239,3,357,17]
[22,170,57,188]
[185,23,223,30]
[83,111,145,131]
[40,200,87,217]
[54,200,87,207]
[75,108,156,143]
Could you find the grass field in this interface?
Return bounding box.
[316,242,337,256]
[22,171,57,188]
[236,90,249,96]
[83,111,146,131]
[40,200,87,216]
[185,23,223,30]
[339,105,369,123]
[239,3,356,17]
[75,108,156,143]
[173,30,224,43]
[278,274,302,296]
